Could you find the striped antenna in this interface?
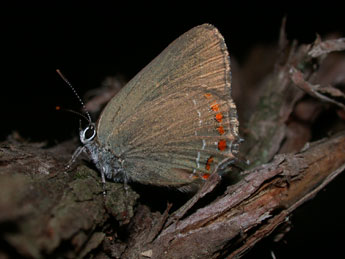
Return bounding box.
[56,69,92,123]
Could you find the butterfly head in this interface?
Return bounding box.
[80,123,97,144]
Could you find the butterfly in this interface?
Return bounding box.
[62,24,239,193]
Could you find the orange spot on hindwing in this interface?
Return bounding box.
[204,93,212,99]
[215,113,223,122]
[202,173,210,180]
[202,93,228,172]
[210,102,219,111]
[217,126,225,135]
[218,139,227,151]
[205,156,214,171]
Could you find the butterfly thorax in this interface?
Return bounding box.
[80,124,126,182]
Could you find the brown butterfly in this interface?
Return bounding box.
[64,24,239,192]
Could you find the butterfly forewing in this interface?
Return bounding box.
[96,24,239,187]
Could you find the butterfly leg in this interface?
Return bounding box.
[65,146,85,172]
[122,172,130,199]
[101,171,107,196]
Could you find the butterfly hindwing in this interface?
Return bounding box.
[95,24,239,187]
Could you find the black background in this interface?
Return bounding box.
[2,2,345,258]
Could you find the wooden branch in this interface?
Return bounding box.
[122,132,345,258]
[290,66,345,110]
[0,140,139,258]
[308,36,345,57]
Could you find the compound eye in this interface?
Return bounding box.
[81,124,96,143]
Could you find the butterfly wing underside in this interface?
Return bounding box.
[96,24,239,188]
